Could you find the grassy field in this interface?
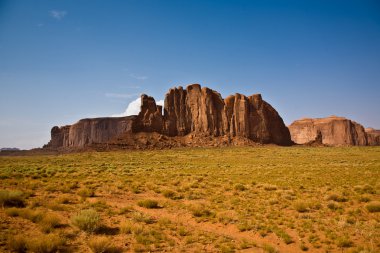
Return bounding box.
[0,147,379,253]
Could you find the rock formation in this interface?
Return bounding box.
[45,84,292,149]
[288,116,377,146]
[366,128,380,146]
[47,117,136,148]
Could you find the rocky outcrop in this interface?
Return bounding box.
[162,84,291,145]
[288,116,369,146]
[46,116,136,148]
[366,128,380,146]
[45,84,292,149]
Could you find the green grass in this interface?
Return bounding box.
[0,146,379,252]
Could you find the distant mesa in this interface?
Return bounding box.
[289,116,380,146]
[0,147,20,151]
[45,84,292,150]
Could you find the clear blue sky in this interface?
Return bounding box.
[1,0,379,149]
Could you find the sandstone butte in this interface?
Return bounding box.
[45,84,292,150]
[289,116,380,146]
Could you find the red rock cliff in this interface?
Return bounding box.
[288,116,369,146]
[46,84,292,148]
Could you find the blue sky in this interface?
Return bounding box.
[1,0,379,149]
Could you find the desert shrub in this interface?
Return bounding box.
[263,184,277,191]
[336,237,353,248]
[137,199,159,209]
[358,195,371,203]
[26,234,65,253]
[72,209,101,233]
[327,201,340,210]
[268,198,279,205]
[365,201,380,213]
[89,200,109,211]
[78,188,95,198]
[6,208,45,223]
[162,189,183,199]
[326,193,348,202]
[294,201,309,213]
[191,206,215,218]
[135,229,164,245]
[300,243,309,251]
[39,213,61,233]
[237,221,254,232]
[0,190,25,207]
[88,236,120,253]
[21,209,45,223]
[262,243,278,253]
[234,184,246,191]
[178,226,189,236]
[8,234,27,253]
[5,207,21,217]
[273,228,293,244]
[217,211,238,225]
[354,185,376,194]
[56,195,70,204]
[162,189,176,199]
[132,212,156,224]
[120,221,133,234]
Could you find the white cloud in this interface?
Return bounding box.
[112,98,164,117]
[49,10,67,20]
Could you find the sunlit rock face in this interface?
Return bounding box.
[45,84,292,148]
[289,116,369,146]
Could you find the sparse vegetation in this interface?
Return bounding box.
[137,199,159,209]
[365,201,380,212]
[88,236,120,253]
[0,147,379,252]
[0,190,25,207]
[26,234,65,253]
[71,209,101,233]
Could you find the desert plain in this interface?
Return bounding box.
[0,146,379,253]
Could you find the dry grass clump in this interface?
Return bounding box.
[71,209,101,233]
[365,201,380,213]
[263,184,277,191]
[39,213,61,233]
[26,234,65,253]
[326,193,348,202]
[5,207,44,223]
[294,201,309,213]
[262,243,278,253]
[234,183,247,191]
[88,236,121,253]
[0,190,25,207]
[7,234,27,253]
[78,188,95,198]
[137,199,159,209]
[132,212,156,224]
[191,205,215,218]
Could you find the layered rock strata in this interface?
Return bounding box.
[288,116,377,146]
[366,128,380,146]
[45,84,292,149]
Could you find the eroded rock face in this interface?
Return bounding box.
[46,84,292,148]
[366,128,380,146]
[162,84,291,145]
[46,116,136,148]
[289,116,369,146]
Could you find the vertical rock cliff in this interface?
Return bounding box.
[45,84,292,148]
[288,116,369,146]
